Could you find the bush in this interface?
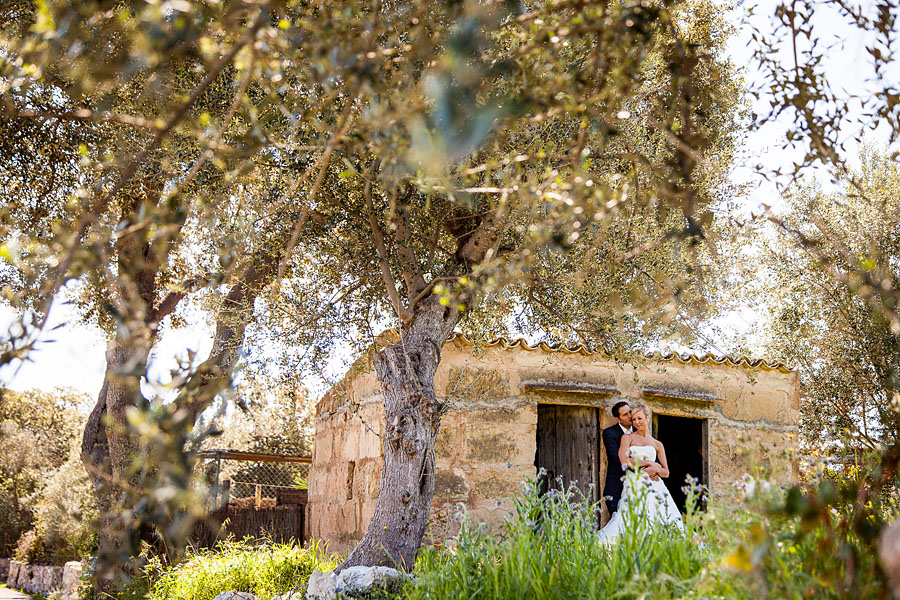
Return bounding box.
[403,471,900,600]
[135,468,900,600]
[15,449,97,564]
[0,387,87,558]
[702,459,900,599]
[144,540,339,600]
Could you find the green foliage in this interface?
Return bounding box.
[703,459,899,599]
[404,478,711,600]
[200,379,315,458]
[0,387,88,557]
[15,448,97,564]
[749,149,900,446]
[399,472,900,600]
[142,540,339,600]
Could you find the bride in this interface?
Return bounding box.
[597,404,684,544]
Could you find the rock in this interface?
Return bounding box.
[0,558,9,580]
[212,592,258,600]
[61,561,84,600]
[28,565,63,593]
[306,570,336,600]
[272,592,304,600]
[13,561,32,591]
[6,560,20,587]
[879,518,900,599]
[306,566,404,600]
[338,566,403,594]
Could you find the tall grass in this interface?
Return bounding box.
[143,540,339,600]
[404,478,713,600]
[135,467,899,600]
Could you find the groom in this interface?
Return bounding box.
[601,401,633,515]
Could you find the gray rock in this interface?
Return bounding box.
[879,518,900,599]
[61,561,84,600]
[306,570,336,600]
[29,565,63,594]
[13,561,32,591]
[272,592,305,600]
[211,592,258,600]
[0,558,9,580]
[306,566,404,600]
[338,566,403,593]
[6,560,20,587]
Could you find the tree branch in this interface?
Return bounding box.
[175,227,294,422]
[389,189,427,303]
[275,98,358,282]
[38,7,268,331]
[366,173,413,323]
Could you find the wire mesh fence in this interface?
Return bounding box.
[195,449,311,506]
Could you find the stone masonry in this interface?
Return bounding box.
[6,560,83,599]
[309,335,800,552]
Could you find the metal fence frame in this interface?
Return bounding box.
[196,449,312,507]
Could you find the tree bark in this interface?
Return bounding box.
[81,334,153,592]
[177,225,295,423]
[336,203,502,572]
[338,295,460,571]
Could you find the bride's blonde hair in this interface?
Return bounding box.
[631,403,651,418]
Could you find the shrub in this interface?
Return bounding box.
[0,387,88,558]
[15,449,97,564]
[144,540,339,600]
[703,459,900,600]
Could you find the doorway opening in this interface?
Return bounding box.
[535,404,600,522]
[653,414,708,512]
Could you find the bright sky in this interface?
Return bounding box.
[1,0,895,398]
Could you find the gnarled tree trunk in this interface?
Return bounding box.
[339,295,460,571]
[81,329,157,592]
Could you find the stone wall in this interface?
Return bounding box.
[309,336,799,552]
[5,560,83,599]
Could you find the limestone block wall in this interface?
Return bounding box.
[309,337,799,552]
[5,560,83,599]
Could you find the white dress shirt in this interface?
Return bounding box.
[619,424,634,470]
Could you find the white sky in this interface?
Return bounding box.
[1,0,896,398]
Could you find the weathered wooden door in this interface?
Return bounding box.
[535,404,600,513]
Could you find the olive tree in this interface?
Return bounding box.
[1,0,743,583]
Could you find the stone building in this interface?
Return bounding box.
[308,335,799,551]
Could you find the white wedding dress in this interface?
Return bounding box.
[597,445,685,544]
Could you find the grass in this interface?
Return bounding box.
[401,473,898,600]
[403,477,713,600]
[141,539,339,600]
[136,470,899,600]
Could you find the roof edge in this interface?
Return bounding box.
[448,333,795,374]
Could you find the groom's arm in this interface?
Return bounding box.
[602,427,621,471]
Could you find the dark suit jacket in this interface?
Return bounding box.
[602,424,628,512]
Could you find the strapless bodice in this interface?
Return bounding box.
[628,444,657,462]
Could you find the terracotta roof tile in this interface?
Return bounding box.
[448,333,795,373]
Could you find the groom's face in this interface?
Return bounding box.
[616,405,633,428]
